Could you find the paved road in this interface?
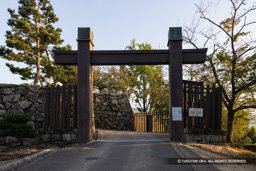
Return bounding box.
[17,130,219,171]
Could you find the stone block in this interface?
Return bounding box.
[0,104,4,110]
[41,134,51,141]
[5,103,11,109]
[1,88,13,95]
[71,134,76,141]
[38,104,45,112]
[26,92,39,102]
[27,108,36,116]
[27,85,41,93]
[15,86,26,94]
[18,100,32,109]
[34,112,44,121]
[210,135,219,142]
[219,135,226,143]
[31,115,36,120]
[62,134,72,141]
[119,98,128,104]
[37,97,44,104]
[203,134,211,144]
[112,107,118,111]
[3,94,20,103]
[5,136,18,146]
[95,98,101,103]
[112,99,118,104]
[192,134,203,141]
[0,110,6,116]
[27,121,35,129]
[53,133,60,140]
[38,90,45,98]
[31,103,39,108]
[7,103,24,113]
[121,104,127,108]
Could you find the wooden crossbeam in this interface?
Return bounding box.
[54,48,207,65]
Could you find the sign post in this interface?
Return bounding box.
[168,27,184,140]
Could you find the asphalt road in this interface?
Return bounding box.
[16,130,220,171]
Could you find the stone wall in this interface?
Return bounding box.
[0,84,133,145]
[184,129,226,144]
[93,93,133,130]
[0,84,45,129]
[39,129,77,146]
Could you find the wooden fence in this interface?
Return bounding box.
[183,80,222,131]
[133,111,169,133]
[133,81,222,133]
[44,81,222,132]
[44,85,77,130]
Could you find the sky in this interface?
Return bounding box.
[0,0,235,84]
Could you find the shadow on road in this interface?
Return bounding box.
[96,129,170,141]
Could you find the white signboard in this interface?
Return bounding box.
[189,108,203,117]
[172,107,182,121]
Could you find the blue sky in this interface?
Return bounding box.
[0,0,242,84]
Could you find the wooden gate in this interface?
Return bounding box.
[133,111,169,133]
[44,85,77,130]
[183,80,222,131]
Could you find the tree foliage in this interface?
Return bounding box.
[183,0,256,144]
[0,0,67,85]
[93,39,169,112]
[125,39,168,112]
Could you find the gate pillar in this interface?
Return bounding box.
[77,28,94,142]
[168,27,184,141]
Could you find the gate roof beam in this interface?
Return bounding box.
[54,48,207,65]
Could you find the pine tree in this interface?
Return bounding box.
[0,0,64,85]
[0,114,37,145]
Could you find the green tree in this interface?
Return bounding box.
[184,0,256,145]
[232,110,252,144]
[93,66,112,93]
[42,45,78,85]
[93,39,169,112]
[0,114,37,145]
[0,0,65,85]
[126,39,168,112]
[238,126,256,145]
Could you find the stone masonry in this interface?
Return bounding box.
[93,93,133,131]
[0,84,133,144]
[0,84,45,130]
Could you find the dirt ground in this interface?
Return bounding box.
[0,143,55,162]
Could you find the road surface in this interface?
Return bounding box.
[16,130,222,171]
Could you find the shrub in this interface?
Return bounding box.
[237,136,251,145]
[251,136,256,144]
[0,114,37,145]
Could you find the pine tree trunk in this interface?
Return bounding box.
[34,17,40,85]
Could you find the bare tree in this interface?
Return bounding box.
[183,0,256,145]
